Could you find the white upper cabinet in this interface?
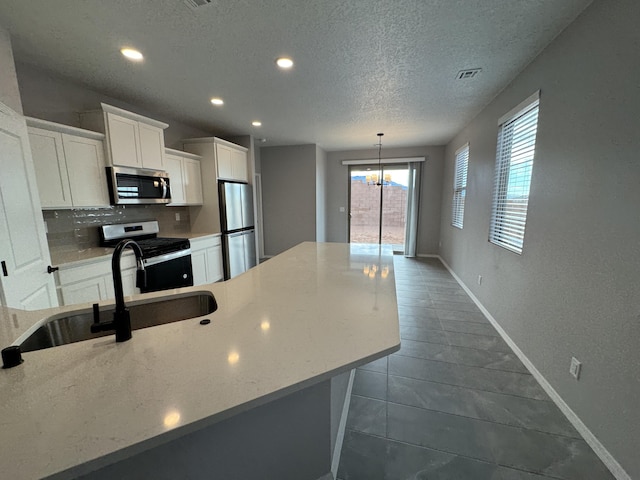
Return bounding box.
[183,157,204,204]
[61,133,110,207]
[27,118,110,209]
[137,122,165,170]
[104,112,140,168]
[165,148,203,206]
[27,126,72,208]
[80,103,168,171]
[164,152,185,205]
[215,140,248,182]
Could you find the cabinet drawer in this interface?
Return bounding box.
[57,254,136,285]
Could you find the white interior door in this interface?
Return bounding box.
[0,102,58,310]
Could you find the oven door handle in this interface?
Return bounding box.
[143,249,191,267]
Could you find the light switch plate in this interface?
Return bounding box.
[569,357,581,380]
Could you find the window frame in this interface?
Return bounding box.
[451,143,469,229]
[489,91,540,254]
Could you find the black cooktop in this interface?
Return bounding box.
[102,236,190,257]
[135,237,190,257]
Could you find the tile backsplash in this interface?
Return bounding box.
[44,205,191,250]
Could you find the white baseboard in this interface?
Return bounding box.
[436,255,631,480]
[331,369,355,479]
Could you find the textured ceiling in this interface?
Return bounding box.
[0,0,592,150]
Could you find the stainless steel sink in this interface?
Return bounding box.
[19,292,217,352]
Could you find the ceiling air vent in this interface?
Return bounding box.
[184,0,213,9]
[456,68,482,80]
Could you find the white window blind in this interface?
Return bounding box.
[452,143,469,229]
[489,92,540,254]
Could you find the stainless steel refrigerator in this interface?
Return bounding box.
[219,181,257,279]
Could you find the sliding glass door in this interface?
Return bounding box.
[349,164,410,251]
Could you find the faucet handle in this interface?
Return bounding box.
[90,303,109,334]
[136,269,147,289]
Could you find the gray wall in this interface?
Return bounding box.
[316,146,328,242]
[15,62,212,148]
[326,146,445,254]
[438,0,639,477]
[0,26,23,113]
[261,144,317,256]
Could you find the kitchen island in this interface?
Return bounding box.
[0,242,399,479]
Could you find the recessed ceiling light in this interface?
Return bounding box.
[252,121,262,127]
[210,97,224,106]
[276,57,294,69]
[121,48,143,61]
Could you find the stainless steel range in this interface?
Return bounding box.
[100,221,193,293]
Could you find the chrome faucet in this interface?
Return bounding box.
[91,239,146,342]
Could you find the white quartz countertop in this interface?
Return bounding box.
[48,232,220,267]
[0,242,399,479]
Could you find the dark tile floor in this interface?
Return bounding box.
[337,256,614,480]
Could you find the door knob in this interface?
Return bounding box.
[47,265,59,274]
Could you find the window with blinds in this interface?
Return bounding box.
[489,92,540,254]
[452,143,469,229]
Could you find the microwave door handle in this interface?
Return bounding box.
[161,178,168,199]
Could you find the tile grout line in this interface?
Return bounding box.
[355,369,552,404]
[387,351,530,375]
[341,428,570,480]
[349,392,583,440]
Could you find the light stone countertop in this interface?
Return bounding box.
[0,242,399,479]
[48,232,221,268]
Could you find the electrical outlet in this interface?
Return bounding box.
[175,212,181,222]
[477,275,482,285]
[569,357,581,380]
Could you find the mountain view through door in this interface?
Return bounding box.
[349,165,409,250]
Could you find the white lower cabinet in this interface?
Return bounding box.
[57,255,139,306]
[190,235,223,285]
[59,276,112,306]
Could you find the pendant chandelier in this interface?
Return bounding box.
[365,133,391,186]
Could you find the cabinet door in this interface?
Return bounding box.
[62,134,110,207]
[120,267,141,297]
[105,112,141,167]
[165,153,185,205]
[207,244,223,283]
[231,148,248,182]
[183,158,203,205]
[191,248,208,286]
[138,123,165,170]
[0,105,58,310]
[27,127,72,208]
[215,143,233,180]
[60,276,109,305]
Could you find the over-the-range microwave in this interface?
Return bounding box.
[106,166,171,205]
